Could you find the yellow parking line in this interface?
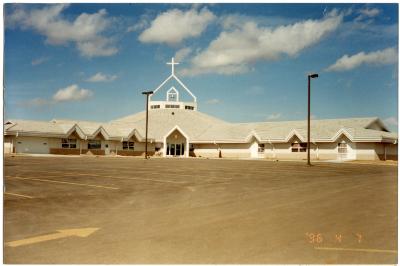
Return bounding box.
[6,176,119,190]
[314,246,397,254]
[4,192,34,199]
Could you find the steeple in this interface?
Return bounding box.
[148,57,197,111]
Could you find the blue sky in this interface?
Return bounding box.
[4,3,399,131]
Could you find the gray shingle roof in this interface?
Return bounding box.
[4,110,397,143]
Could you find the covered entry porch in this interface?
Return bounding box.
[163,126,189,157]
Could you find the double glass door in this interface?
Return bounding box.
[167,143,185,156]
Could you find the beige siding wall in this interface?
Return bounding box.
[192,143,251,158]
[263,140,353,161]
[355,142,378,160]
[4,136,14,154]
[16,137,156,156]
[15,136,50,154]
[386,143,398,156]
[110,141,155,155]
[4,135,397,161]
[364,143,398,161]
[352,142,398,161]
[315,143,338,160]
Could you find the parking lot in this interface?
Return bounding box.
[3,155,398,264]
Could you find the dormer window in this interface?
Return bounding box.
[167,87,179,102]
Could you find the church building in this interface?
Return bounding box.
[4,58,398,161]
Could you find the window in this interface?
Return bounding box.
[189,143,194,152]
[151,105,160,109]
[165,104,180,109]
[291,142,307,152]
[168,92,177,101]
[167,87,178,102]
[185,105,194,110]
[61,138,77,149]
[338,143,347,154]
[122,141,134,150]
[258,143,265,153]
[88,140,101,149]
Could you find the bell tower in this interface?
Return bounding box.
[149,57,197,111]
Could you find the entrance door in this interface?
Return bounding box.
[338,142,347,160]
[105,143,110,155]
[167,142,186,156]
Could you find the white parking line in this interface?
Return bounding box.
[6,176,119,190]
[314,246,397,254]
[10,172,187,186]
[16,170,188,185]
[4,192,34,199]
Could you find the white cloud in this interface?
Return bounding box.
[205,98,220,105]
[181,10,342,76]
[86,72,118,82]
[174,47,192,62]
[6,4,118,57]
[76,37,118,58]
[53,84,93,102]
[24,98,51,107]
[139,7,215,45]
[384,117,398,127]
[325,47,397,72]
[31,57,49,66]
[358,7,380,18]
[127,17,149,32]
[354,7,381,23]
[266,113,282,120]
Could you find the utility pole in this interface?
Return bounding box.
[307,73,318,166]
[142,91,153,159]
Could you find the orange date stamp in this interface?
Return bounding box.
[306,232,363,244]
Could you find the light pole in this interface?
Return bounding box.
[307,73,318,166]
[142,91,153,159]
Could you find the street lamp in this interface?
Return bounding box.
[142,90,153,159]
[307,73,318,166]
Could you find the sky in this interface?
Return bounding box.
[4,3,399,131]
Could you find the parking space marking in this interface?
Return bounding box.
[6,227,99,247]
[88,174,188,184]
[13,170,187,184]
[6,176,119,190]
[4,192,34,199]
[314,246,397,254]
[47,173,187,185]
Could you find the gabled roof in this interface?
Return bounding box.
[4,112,397,144]
[149,74,197,102]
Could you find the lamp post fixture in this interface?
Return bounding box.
[142,90,154,159]
[307,73,318,166]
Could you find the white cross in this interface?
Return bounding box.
[166,57,179,75]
